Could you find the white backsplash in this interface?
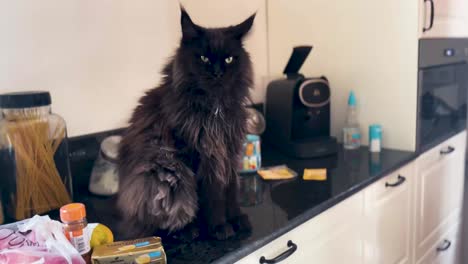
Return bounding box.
[0,0,268,137]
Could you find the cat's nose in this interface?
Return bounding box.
[213,64,223,78]
[214,71,223,78]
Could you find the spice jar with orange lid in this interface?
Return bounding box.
[60,203,91,264]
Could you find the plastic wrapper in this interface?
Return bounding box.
[257,165,298,180]
[0,215,85,264]
[0,219,40,250]
[0,249,85,264]
[92,237,166,264]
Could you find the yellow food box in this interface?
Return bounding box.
[91,236,166,264]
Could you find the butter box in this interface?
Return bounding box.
[91,236,166,264]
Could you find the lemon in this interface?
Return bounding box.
[90,224,114,248]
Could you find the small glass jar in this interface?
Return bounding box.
[60,203,91,264]
[89,135,121,196]
[0,91,73,220]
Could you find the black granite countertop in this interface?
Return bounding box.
[70,143,416,264]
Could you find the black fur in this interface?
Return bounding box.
[117,8,255,240]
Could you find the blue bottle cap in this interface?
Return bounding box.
[348,91,357,106]
[369,124,382,140]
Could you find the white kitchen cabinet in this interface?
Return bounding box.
[420,0,468,38]
[364,162,415,264]
[236,192,365,264]
[417,221,462,264]
[236,132,466,264]
[414,131,466,260]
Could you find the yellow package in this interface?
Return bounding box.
[257,165,297,180]
[91,236,166,264]
[303,168,327,181]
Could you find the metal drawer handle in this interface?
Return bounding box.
[440,146,455,155]
[385,175,406,188]
[436,239,451,252]
[259,240,297,264]
[423,0,435,32]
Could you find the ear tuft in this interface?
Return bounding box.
[180,7,202,41]
[228,13,256,40]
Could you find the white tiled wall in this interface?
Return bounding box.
[0,0,268,136]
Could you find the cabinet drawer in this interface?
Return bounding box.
[365,162,414,204]
[417,221,462,264]
[363,162,414,264]
[418,131,466,170]
[236,192,364,264]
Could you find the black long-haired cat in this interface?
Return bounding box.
[117,8,255,240]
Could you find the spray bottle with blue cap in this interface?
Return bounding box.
[343,91,361,149]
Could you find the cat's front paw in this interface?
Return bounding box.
[229,214,252,233]
[209,223,235,240]
[173,223,200,242]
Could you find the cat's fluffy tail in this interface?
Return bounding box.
[117,155,198,238]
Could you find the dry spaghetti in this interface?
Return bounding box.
[6,116,71,220]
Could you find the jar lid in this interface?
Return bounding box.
[60,203,86,222]
[0,91,51,109]
[101,135,122,162]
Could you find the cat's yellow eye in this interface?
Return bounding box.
[200,55,210,63]
[225,56,234,64]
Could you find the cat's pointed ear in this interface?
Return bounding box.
[180,7,202,41]
[228,13,256,40]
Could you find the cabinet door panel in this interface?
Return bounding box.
[418,132,466,170]
[415,131,466,259]
[420,0,468,37]
[364,163,414,264]
[236,192,364,264]
[417,221,461,264]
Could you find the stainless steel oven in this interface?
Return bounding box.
[417,39,468,152]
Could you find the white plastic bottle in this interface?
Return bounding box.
[343,91,361,149]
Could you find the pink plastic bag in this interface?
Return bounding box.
[0,216,85,264]
[0,248,85,264]
[0,227,41,250]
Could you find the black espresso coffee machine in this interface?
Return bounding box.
[264,46,337,158]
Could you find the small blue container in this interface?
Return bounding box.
[369,124,382,152]
[239,134,262,173]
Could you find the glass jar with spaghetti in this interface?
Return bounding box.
[0,91,73,221]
